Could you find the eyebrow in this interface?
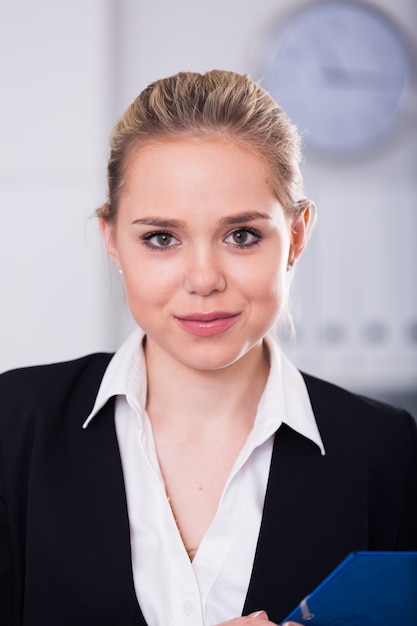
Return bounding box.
[219,211,272,225]
[131,217,186,228]
[132,211,271,228]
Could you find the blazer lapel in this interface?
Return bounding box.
[25,396,147,625]
[242,422,345,624]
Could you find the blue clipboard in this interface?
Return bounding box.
[282,551,417,626]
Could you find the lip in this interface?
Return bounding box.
[174,311,241,337]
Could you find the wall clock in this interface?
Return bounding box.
[260,1,413,157]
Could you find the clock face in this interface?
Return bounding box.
[261,1,411,156]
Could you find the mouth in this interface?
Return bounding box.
[174,311,241,337]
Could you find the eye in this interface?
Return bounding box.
[225,228,262,248]
[140,231,180,250]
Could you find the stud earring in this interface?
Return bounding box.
[287,259,295,271]
[118,268,123,275]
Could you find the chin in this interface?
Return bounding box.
[177,343,257,373]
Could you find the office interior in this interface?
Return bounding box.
[1,0,416,415]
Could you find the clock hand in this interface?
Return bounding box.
[311,32,400,91]
[320,65,349,86]
[321,66,403,90]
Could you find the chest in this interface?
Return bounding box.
[153,430,251,557]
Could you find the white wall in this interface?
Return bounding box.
[0,0,112,370]
[1,0,416,407]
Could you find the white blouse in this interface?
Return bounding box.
[84,328,324,626]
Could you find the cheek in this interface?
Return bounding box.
[253,264,289,325]
[259,276,287,313]
[235,256,287,299]
[123,261,179,306]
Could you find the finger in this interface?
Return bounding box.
[247,611,269,621]
[216,611,270,626]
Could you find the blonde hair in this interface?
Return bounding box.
[98,69,315,229]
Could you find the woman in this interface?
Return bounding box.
[1,70,416,626]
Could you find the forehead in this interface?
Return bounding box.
[116,138,286,229]
[123,136,273,194]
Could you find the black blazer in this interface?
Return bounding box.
[1,353,416,626]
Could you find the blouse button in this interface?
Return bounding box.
[182,600,194,615]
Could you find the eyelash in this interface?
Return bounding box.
[139,226,263,251]
[140,231,180,251]
[225,227,262,248]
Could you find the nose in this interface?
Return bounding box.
[183,248,226,296]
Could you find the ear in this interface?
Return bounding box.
[289,204,312,263]
[99,217,121,268]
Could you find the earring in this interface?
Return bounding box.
[118,268,123,275]
[287,259,295,271]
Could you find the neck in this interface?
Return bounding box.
[144,339,270,436]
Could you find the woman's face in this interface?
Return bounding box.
[101,137,308,372]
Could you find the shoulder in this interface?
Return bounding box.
[301,371,416,452]
[0,352,113,423]
[0,352,113,390]
[301,371,413,421]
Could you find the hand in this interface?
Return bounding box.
[216,610,275,626]
[215,610,302,626]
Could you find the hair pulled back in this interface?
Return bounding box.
[98,70,314,226]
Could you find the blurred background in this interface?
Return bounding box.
[1,0,416,414]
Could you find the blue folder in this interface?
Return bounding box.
[282,551,417,626]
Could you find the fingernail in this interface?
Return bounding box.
[248,610,268,619]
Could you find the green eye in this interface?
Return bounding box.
[232,230,249,244]
[155,233,173,247]
[141,231,180,250]
[225,228,262,247]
